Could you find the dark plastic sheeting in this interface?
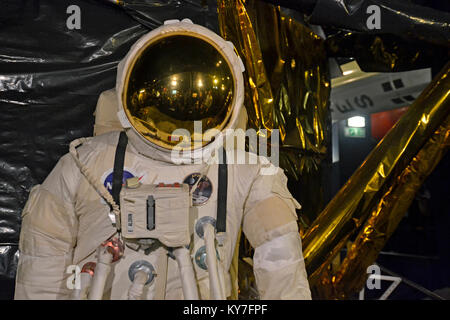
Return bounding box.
[325,32,450,73]
[0,0,219,298]
[261,0,450,73]
[262,0,450,47]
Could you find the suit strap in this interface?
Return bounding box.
[216,148,228,233]
[112,131,128,209]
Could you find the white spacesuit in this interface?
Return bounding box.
[14,20,311,300]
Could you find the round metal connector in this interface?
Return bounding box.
[128,260,155,285]
[194,245,220,270]
[195,216,216,239]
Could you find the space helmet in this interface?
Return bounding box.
[116,19,245,163]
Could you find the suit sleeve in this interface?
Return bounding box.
[242,163,312,300]
[14,154,80,300]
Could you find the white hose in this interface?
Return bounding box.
[71,272,93,300]
[217,258,227,299]
[69,138,121,230]
[173,247,199,300]
[204,224,224,300]
[153,247,168,300]
[88,247,113,300]
[128,271,149,300]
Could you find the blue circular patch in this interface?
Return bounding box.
[103,170,135,194]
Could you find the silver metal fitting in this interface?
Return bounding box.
[128,260,155,285]
[194,246,220,270]
[195,216,216,239]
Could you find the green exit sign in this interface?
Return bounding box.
[344,127,366,138]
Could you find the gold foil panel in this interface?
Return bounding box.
[302,62,450,287]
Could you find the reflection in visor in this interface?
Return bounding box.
[124,35,235,150]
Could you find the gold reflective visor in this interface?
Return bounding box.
[123,34,235,151]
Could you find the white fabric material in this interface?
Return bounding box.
[128,271,149,300]
[120,184,191,246]
[173,247,199,300]
[93,89,123,136]
[71,273,92,300]
[204,224,224,300]
[15,131,311,300]
[88,247,113,300]
[253,231,312,300]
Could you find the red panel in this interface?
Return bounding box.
[371,107,409,140]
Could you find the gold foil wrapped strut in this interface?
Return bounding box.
[302,62,450,286]
[331,114,450,298]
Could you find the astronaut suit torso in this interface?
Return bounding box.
[14,20,311,300]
